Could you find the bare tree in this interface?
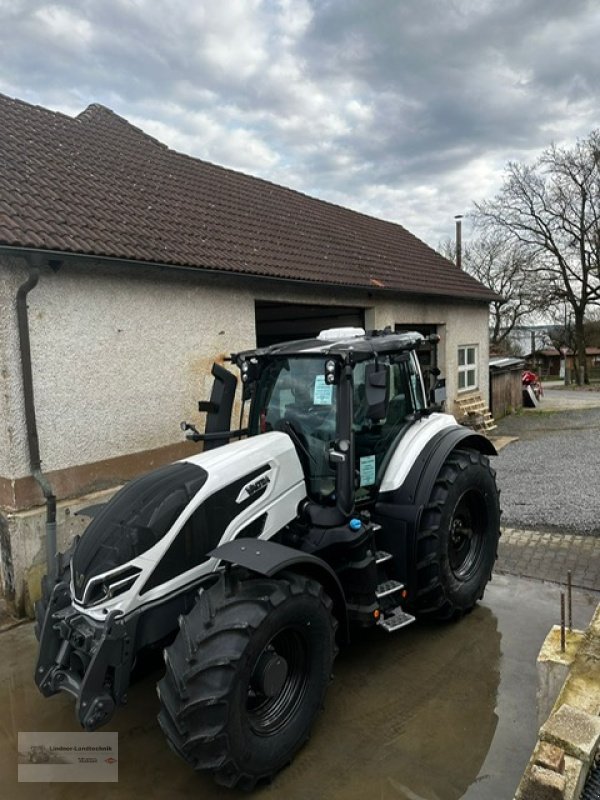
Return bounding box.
[475,131,600,383]
[438,231,548,350]
[463,231,546,347]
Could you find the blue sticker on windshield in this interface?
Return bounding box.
[313,375,333,405]
[360,455,376,486]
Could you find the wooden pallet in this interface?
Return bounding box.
[454,392,497,433]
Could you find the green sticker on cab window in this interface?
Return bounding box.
[360,455,376,486]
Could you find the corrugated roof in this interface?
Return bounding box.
[0,93,496,301]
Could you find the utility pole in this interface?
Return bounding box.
[454,215,463,269]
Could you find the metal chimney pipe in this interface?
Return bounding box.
[455,215,463,269]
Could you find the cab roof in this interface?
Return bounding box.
[234,328,425,362]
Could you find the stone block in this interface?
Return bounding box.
[562,755,586,800]
[541,704,600,765]
[534,741,565,774]
[520,764,565,799]
[537,626,584,726]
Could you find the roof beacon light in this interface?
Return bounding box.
[317,327,366,342]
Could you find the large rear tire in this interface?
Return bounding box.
[412,449,500,620]
[157,572,337,790]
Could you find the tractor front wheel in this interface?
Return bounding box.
[413,449,500,620]
[157,572,337,789]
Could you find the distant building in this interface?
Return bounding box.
[531,347,600,377]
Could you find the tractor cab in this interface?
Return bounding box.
[188,327,443,521]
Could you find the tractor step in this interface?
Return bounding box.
[375,579,404,599]
[378,607,416,633]
[375,550,393,565]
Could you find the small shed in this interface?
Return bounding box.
[489,357,525,419]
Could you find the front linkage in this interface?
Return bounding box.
[35,583,135,730]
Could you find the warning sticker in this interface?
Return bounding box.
[313,375,333,405]
[359,455,376,486]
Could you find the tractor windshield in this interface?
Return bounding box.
[249,357,337,501]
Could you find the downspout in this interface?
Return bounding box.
[16,265,57,580]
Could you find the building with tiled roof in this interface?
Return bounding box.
[0,93,494,301]
[0,93,494,610]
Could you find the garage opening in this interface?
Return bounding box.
[395,323,439,370]
[255,301,365,347]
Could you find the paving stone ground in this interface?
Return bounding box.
[495,527,600,592]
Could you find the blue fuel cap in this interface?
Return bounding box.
[349,518,362,531]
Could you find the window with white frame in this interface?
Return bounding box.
[458,345,478,391]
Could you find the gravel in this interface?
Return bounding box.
[493,404,600,536]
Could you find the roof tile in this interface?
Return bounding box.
[0,93,495,301]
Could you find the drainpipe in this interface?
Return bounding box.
[16,266,57,580]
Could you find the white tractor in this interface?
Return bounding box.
[35,327,500,789]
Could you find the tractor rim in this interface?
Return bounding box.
[448,489,487,580]
[246,627,309,736]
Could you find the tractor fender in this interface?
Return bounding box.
[375,426,496,600]
[210,538,349,643]
[379,424,497,508]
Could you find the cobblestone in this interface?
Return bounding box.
[495,528,600,591]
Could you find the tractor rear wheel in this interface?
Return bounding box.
[157,572,337,790]
[412,449,500,620]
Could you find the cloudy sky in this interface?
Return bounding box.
[1,0,599,246]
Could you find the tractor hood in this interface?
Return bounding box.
[70,432,306,618]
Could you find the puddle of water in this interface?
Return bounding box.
[0,575,596,800]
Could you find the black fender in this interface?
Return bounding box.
[210,538,349,643]
[375,425,496,598]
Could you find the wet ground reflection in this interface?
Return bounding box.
[0,575,597,800]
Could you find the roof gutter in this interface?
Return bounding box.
[16,262,57,580]
[0,244,499,305]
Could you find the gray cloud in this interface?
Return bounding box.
[1,0,599,245]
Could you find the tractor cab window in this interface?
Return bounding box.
[250,358,337,501]
[353,353,425,501]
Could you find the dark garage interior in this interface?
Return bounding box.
[255,300,365,346]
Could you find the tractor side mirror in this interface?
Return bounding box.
[200,363,238,451]
[430,377,446,407]
[365,363,390,420]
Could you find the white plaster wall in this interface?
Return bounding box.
[14,262,256,475]
[0,254,490,481]
[0,257,29,478]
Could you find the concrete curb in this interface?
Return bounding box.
[514,603,600,799]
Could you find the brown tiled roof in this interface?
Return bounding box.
[0,93,495,301]
[537,347,600,357]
